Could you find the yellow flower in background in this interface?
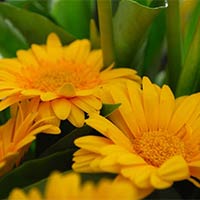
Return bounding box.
[73,77,200,197]
[0,33,140,127]
[9,171,138,200]
[0,98,60,176]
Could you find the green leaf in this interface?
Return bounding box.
[0,2,75,45]
[141,10,166,79]
[0,149,75,199]
[0,107,10,125]
[5,0,50,17]
[90,19,100,49]
[40,125,92,157]
[100,103,121,117]
[97,0,115,67]
[183,1,200,60]
[49,0,92,39]
[176,18,200,96]
[113,0,166,66]
[0,16,28,57]
[166,0,183,92]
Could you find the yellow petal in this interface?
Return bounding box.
[74,135,112,154]
[31,44,48,62]
[158,85,175,130]
[71,96,101,114]
[118,153,146,165]
[100,68,140,82]
[17,50,39,67]
[8,189,28,200]
[46,33,63,61]
[142,77,159,131]
[110,82,140,137]
[158,156,190,181]
[189,160,200,179]
[150,173,173,189]
[51,98,71,120]
[57,83,76,97]
[0,94,26,111]
[85,114,133,151]
[68,104,85,127]
[86,50,103,71]
[40,92,58,101]
[126,80,148,132]
[100,155,121,173]
[29,189,42,200]
[168,93,200,133]
[64,39,90,62]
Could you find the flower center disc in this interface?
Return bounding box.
[18,61,102,92]
[133,131,185,167]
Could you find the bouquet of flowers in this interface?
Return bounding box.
[0,0,199,199]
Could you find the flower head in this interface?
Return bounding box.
[0,98,60,176]
[9,171,138,200]
[0,33,140,127]
[73,77,200,196]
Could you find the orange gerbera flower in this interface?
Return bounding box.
[9,171,138,200]
[73,77,200,198]
[0,33,140,127]
[0,98,60,176]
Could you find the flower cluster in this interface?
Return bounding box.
[0,32,199,199]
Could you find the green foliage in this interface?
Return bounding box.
[0,2,75,46]
[113,0,166,66]
[0,16,28,57]
[0,149,75,199]
[176,18,200,96]
[49,0,93,39]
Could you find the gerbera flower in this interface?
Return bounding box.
[73,77,200,197]
[9,171,138,200]
[0,33,140,127]
[0,98,60,176]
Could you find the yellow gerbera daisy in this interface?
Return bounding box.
[0,98,60,176]
[0,33,140,127]
[9,171,138,200]
[73,77,200,196]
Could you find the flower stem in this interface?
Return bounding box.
[97,0,115,67]
[166,0,182,92]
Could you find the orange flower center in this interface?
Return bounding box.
[17,61,102,92]
[133,131,185,167]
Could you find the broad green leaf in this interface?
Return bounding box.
[183,1,200,60]
[0,107,10,125]
[0,2,75,45]
[49,0,92,39]
[166,0,183,92]
[40,125,92,157]
[5,0,50,17]
[141,10,166,79]
[0,16,28,57]
[0,149,75,199]
[100,103,121,117]
[176,18,200,96]
[90,19,100,49]
[97,0,115,67]
[113,0,166,66]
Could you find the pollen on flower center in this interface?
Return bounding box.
[133,131,185,167]
[18,61,102,92]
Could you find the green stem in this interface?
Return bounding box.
[166,0,182,92]
[97,0,115,67]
